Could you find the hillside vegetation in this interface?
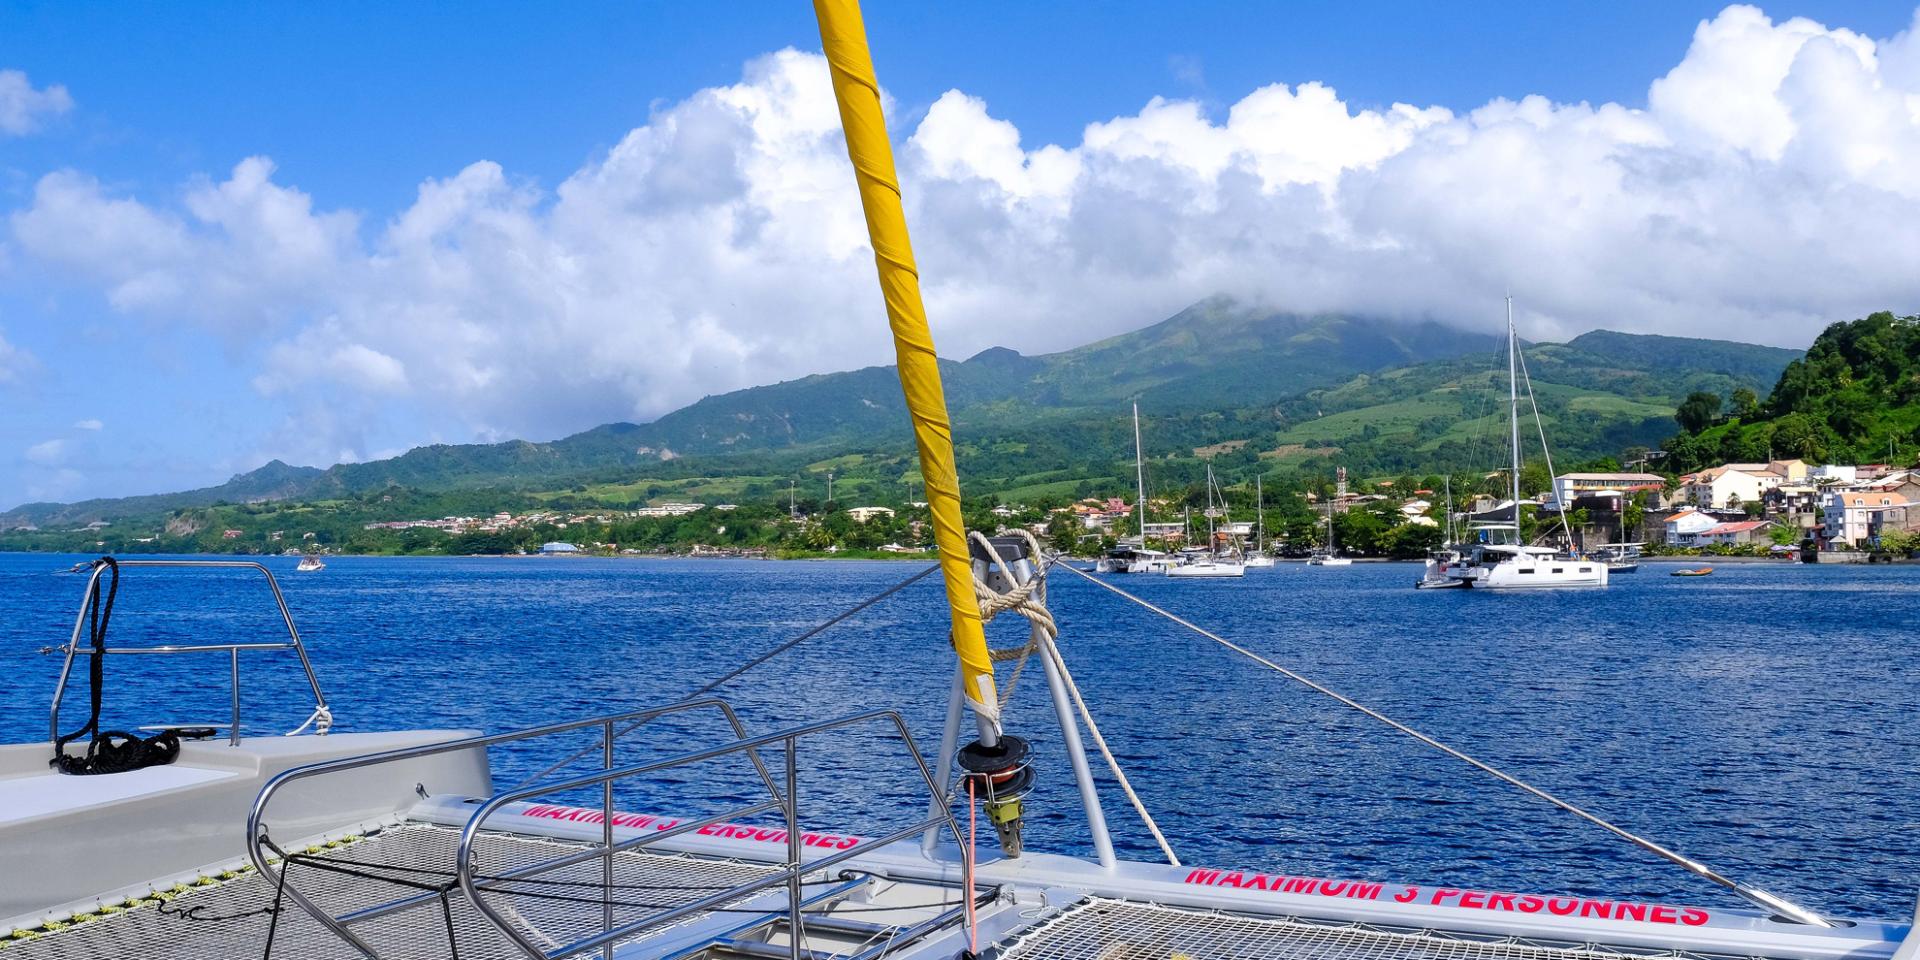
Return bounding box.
[1662,312,1920,471]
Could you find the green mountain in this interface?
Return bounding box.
[1,298,1805,531]
[1664,311,1920,471]
[625,298,1498,457]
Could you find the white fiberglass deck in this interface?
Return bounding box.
[1,823,784,960]
[0,766,235,827]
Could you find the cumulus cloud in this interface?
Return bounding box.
[24,438,65,465]
[0,69,72,136]
[9,5,1920,467]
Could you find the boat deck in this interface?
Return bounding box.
[6,818,1805,960]
[1002,899,1718,960]
[1,823,784,960]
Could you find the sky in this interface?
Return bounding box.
[4,2,1920,507]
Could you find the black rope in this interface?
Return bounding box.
[437,888,462,960]
[261,851,294,959]
[51,557,184,776]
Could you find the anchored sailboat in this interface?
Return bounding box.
[1168,464,1245,578]
[1442,296,1607,589]
[1307,485,1353,566]
[1244,476,1276,568]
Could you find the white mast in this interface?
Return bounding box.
[1133,403,1147,541]
[1326,495,1337,556]
[1507,294,1522,537]
[1205,464,1219,557]
[1255,475,1265,552]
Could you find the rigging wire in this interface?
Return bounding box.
[971,532,1180,866]
[509,564,939,791]
[1053,562,1832,928]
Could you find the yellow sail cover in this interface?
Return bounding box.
[812,0,999,723]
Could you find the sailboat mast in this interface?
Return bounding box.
[1255,476,1264,551]
[1206,465,1219,557]
[1507,294,1522,535]
[1133,403,1147,540]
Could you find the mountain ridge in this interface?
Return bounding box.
[2,298,1805,528]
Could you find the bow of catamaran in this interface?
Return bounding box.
[0,4,1906,958]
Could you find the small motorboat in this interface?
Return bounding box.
[295,554,326,572]
[1671,566,1714,577]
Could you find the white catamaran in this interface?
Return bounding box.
[1,8,1890,960]
[1443,296,1607,589]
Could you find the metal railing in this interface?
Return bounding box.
[246,701,968,960]
[48,558,332,747]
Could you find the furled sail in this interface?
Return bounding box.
[812,0,999,727]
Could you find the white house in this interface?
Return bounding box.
[1678,465,1783,509]
[1662,508,1719,544]
[845,506,897,523]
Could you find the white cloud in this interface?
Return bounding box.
[24,438,65,465]
[0,329,31,385]
[73,419,103,431]
[0,69,73,136]
[10,6,1920,468]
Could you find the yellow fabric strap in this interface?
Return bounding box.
[812,0,997,721]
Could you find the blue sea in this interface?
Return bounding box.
[3,552,1918,919]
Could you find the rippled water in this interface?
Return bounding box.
[3,552,1918,919]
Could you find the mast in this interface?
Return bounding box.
[813,0,996,733]
[1255,476,1264,552]
[1327,495,1337,555]
[1133,403,1147,541]
[1205,465,1219,558]
[1507,294,1523,538]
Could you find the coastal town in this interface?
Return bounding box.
[60,453,1903,564]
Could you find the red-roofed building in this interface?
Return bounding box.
[1692,519,1776,546]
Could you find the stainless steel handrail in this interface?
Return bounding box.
[48,558,331,748]
[455,708,968,960]
[246,698,776,960]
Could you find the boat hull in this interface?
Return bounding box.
[1452,560,1608,589]
[1167,562,1245,578]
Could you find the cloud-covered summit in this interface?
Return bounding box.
[9,4,1920,470]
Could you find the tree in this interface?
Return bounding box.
[1730,387,1761,420]
[1519,459,1552,499]
[1675,392,1723,434]
[1770,413,1826,460]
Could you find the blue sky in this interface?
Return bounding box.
[3,2,1920,507]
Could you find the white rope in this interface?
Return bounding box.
[968,532,1181,866]
[1035,615,1181,866]
[286,704,332,736]
[968,530,1053,710]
